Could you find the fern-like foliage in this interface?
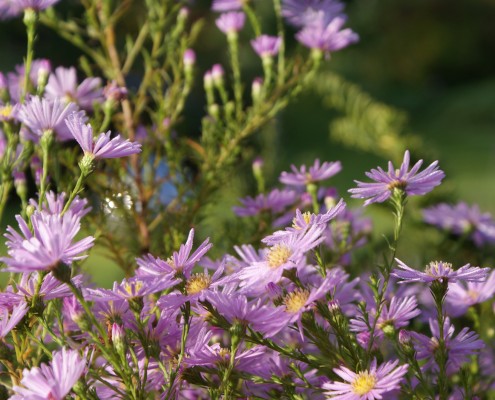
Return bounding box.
[312,71,423,163]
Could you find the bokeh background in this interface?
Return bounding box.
[1,0,495,285]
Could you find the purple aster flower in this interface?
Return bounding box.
[392,259,490,284]
[136,229,212,279]
[296,15,359,54]
[280,159,342,187]
[282,0,345,27]
[0,302,28,338]
[29,190,91,218]
[14,0,60,11]
[233,188,297,217]
[251,35,282,58]
[12,348,85,400]
[215,11,245,35]
[65,112,142,160]
[262,198,346,244]
[322,359,408,399]
[18,96,81,141]
[349,150,445,206]
[445,270,495,317]
[238,224,326,295]
[207,291,287,338]
[1,211,95,273]
[45,66,103,110]
[87,276,179,301]
[211,0,246,11]
[411,318,484,374]
[423,202,495,247]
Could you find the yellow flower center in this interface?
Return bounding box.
[292,212,312,229]
[467,290,479,302]
[387,179,407,191]
[124,281,143,297]
[284,289,310,313]
[266,245,292,268]
[425,261,452,276]
[186,273,212,295]
[0,105,13,119]
[351,372,377,395]
[166,257,176,268]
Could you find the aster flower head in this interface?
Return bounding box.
[282,0,345,27]
[215,11,245,36]
[1,211,94,274]
[233,188,297,217]
[12,348,85,400]
[0,302,28,338]
[296,15,359,56]
[446,270,495,317]
[136,229,212,279]
[18,96,80,141]
[251,35,282,58]
[322,359,408,399]
[349,150,445,206]
[212,0,247,11]
[412,317,484,374]
[45,66,103,110]
[238,224,326,295]
[392,259,490,285]
[423,202,495,247]
[65,112,141,164]
[29,190,91,218]
[280,159,342,187]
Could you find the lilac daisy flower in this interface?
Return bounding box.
[446,270,495,317]
[423,202,495,247]
[392,259,490,284]
[238,224,326,294]
[411,318,484,374]
[12,348,85,400]
[233,188,297,217]
[207,292,287,338]
[1,211,95,273]
[349,150,445,206]
[18,96,80,141]
[215,11,245,35]
[136,229,212,279]
[282,0,345,27]
[280,159,342,187]
[29,190,91,218]
[65,112,141,160]
[45,66,103,110]
[211,0,245,11]
[296,15,359,54]
[0,302,28,338]
[322,359,408,399]
[251,35,282,58]
[262,198,346,244]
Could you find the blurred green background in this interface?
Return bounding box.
[1,0,495,285]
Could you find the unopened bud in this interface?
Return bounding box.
[251,77,263,103]
[79,153,96,177]
[112,323,126,354]
[211,64,224,86]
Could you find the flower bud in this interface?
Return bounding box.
[112,323,126,355]
[251,77,263,103]
[211,64,224,86]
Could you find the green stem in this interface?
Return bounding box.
[22,9,38,102]
[272,0,286,85]
[61,170,86,215]
[242,4,261,37]
[227,34,243,121]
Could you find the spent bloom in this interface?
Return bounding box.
[215,12,245,35]
[251,35,282,58]
[423,202,495,247]
[322,359,408,399]
[349,150,445,206]
[279,159,342,187]
[392,259,490,284]
[11,348,85,400]
[65,112,141,160]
